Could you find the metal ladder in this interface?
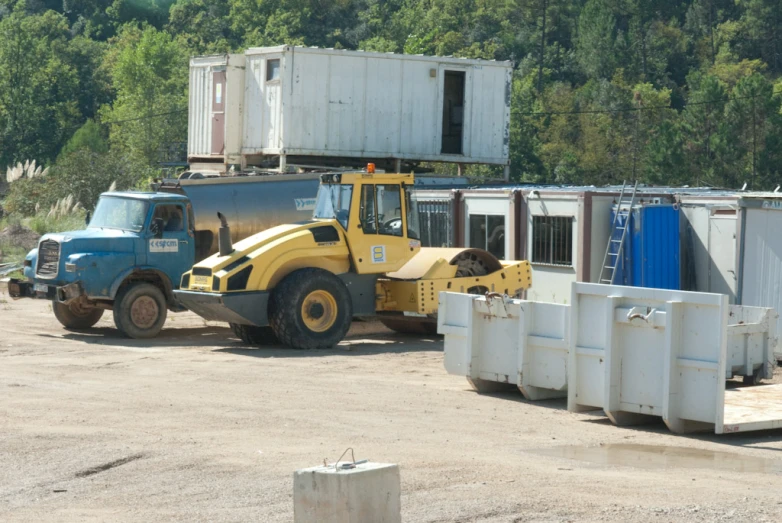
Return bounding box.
[598,181,638,285]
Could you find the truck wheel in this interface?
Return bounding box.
[53,301,104,330]
[229,323,279,346]
[113,282,168,339]
[269,268,352,350]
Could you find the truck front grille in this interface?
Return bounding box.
[36,239,61,278]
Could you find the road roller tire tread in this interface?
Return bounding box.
[379,317,439,335]
[113,282,168,339]
[269,268,352,350]
[230,323,279,346]
[53,301,104,330]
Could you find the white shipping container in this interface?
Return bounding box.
[240,46,512,171]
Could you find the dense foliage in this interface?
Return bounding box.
[2,0,782,206]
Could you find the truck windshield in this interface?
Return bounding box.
[313,183,353,229]
[88,197,149,232]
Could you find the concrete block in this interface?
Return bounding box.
[293,462,401,523]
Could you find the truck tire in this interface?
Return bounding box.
[53,301,104,330]
[113,282,168,339]
[229,323,279,346]
[268,268,352,350]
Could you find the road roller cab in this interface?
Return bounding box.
[174,169,532,350]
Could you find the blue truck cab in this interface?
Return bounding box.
[8,191,196,338]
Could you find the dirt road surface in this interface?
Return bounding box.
[2,288,782,522]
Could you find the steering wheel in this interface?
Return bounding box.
[380,217,402,235]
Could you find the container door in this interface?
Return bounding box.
[439,67,466,155]
[262,56,282,150]
[740,208,782,316]
[211,68,226,155]
[708,210,737,302]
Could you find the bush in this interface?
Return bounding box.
[3,151,154,218]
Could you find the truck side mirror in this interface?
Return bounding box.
[151,217,164,238]
[85,211,91,226]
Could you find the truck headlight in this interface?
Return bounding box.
[65,263,77,273]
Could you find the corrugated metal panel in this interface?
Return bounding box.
[188,62,215,156]
[417,199,453,248]
[741,209,782,343]
[243,55,265,150]
[639,205,680,289]
[611,205,680,289]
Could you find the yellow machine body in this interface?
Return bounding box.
[174,170,532,348]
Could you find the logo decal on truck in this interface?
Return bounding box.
[371,246,386,263]
[150,239,179,253]
[294,198,317,211]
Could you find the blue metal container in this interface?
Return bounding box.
[610,204,680,289]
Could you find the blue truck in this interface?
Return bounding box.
[7,174,321,338]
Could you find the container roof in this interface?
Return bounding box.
[243,45,513,67]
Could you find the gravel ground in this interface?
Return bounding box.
[1,288,782,522]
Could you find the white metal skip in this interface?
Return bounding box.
[439,284,781,435]
[439,292,569,400]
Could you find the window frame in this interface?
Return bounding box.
[467,213,506,260]
[266,59,280,82]
[530,215,574,267]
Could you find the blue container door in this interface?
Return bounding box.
[638,205,680,289]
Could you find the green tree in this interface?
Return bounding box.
[99,24,188,167]
[0,8,81,167]
[58,119,109,159]
[725,73,782,189]
[575,0,622,79]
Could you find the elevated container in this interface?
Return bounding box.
[240,46,512,173]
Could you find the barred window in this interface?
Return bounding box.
[532,216,573,266]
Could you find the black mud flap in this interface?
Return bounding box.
[174,289,270,327]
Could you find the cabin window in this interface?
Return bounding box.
[469,214,505,260]
[359,184,404,237]
[532,216,573,266]
[266,59,280,81]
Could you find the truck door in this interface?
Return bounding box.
[146,203,195,288]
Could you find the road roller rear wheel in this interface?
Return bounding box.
[230,323,279,346]
[379,317,438,335]
[268,268,352,350]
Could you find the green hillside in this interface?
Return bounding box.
[2,0,782,201]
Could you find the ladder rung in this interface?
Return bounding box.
[600,279,612,283]
[607,252,618,256]
[604,265,615,269]
[610,239,622,243]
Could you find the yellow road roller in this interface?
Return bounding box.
[174,169,532,349]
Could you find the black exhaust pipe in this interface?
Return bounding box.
[217,212,234,257]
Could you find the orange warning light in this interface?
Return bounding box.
[366,163,375,174]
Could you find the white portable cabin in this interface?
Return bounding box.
[240,46,512,173]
